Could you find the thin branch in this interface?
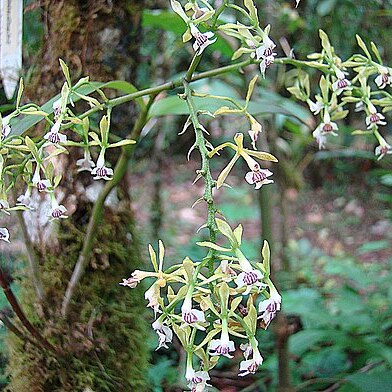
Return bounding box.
[0,267,59,354]
[61,97,155,317]
[0,309,44,350]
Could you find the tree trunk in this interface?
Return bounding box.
[7,2,149,391]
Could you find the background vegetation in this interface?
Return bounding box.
[0,0,391,391]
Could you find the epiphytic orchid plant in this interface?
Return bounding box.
[0,0,390,391]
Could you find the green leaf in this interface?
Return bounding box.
[319,30,333,58]
[59,59,71,87]
[196,241,231,252]
[148,244,159,272]
[245,75,258,107]
[289,329,330,356]
[317,0,337,17]
[233,224,243,247]
[356,35,372,59]
[107,139,136,148]
[216,153,239,189]
[345,372,392,391]
[262,240,270,276]
[143,10,186,35]
[16,79,24,109]
[215,218,236,244]
[244,0,258,24]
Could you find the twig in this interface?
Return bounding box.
[61,97,154,317]
[0,309,44,350]
[0,267,58,354]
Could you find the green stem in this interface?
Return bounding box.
[60,97,155,317]
[0,267,59,354]
[183,82,218,278]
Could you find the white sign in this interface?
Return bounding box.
[0,0,23,99]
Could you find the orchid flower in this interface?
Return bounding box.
[366,103,386,129]
[48,193,67,220]
[0,228,10,243]
[332,69,351,95]
[209,133,277,189]
[375,142,392,160]
[258,281,281,329]
[190,24,216,55]
[92,150,113,180]
[44,120,67,145]
[181,295,206,329]
[152,320,173,350]
[375,66,392,89]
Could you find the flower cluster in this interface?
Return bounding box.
[287,31,391,160]
[121,222,281,391]
[0,61,138,244]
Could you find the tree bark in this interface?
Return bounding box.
[7,2,149,391]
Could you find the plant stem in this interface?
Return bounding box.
[79,58,255,120]
[61,97,154,317]
[183,81,218,277]
[0,267,58,354]
[0,309,44,350]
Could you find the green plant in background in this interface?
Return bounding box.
[280,239,392,392]
[0,0,391,391]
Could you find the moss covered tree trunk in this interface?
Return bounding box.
[7,1,149,391]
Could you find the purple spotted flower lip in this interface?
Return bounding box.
[366,112,386,129]
[209,332,236,358]
[375,142,392,160]
[238,353,264,377]
[186,368,211,392]
[375,68,392,89]
[190,25,216,55]
[91,165,113,180]
[312,111,338,149]
[332,69,351,95]
[52,99,62,119]
[32,169,51,192]
[44,120,67,145]
[255,35,277,76]
[48,197,67,220]
[236,269,265,295]
[181,296,206,329]
[92,153,113,180]
[0,228,10,243]
[245,167,274,190]
[51,205,67,219]
[258,289,282,329]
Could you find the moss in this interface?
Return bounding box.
[6,207,150,391]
